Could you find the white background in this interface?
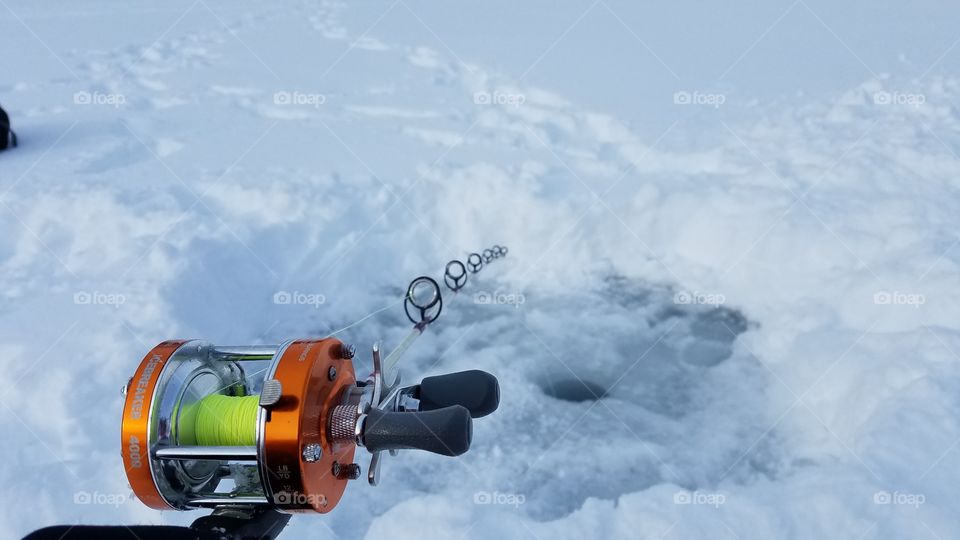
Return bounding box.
[2,1,960,538]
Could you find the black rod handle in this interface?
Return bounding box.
[418,370,500,418]
[362,405,472,456]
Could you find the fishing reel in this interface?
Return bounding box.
[120,278,499,516]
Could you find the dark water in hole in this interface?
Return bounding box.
[543,378,608,402]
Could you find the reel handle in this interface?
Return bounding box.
[362,405,472,456]
[417,370,500,418]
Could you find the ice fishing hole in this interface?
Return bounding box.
[543,378,608,402]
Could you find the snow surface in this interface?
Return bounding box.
[2,1,960,538]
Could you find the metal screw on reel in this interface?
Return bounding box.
[444,260,468,292]
[404,276,443,326]
[466,253,483,273]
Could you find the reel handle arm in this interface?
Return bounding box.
[416,370,500,418]
[362,405,472,456]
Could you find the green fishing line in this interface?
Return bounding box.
[178,394,259,446]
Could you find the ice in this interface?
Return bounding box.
[1,1,959,538]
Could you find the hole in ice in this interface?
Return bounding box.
[542,378,608,402]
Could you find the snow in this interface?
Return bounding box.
[2,0,960,538]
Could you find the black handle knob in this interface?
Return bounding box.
[418,370,500,418]
[362,405,472,456]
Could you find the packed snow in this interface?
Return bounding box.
[2,1,960,538]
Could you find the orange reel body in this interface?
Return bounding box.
[120,339,357,513]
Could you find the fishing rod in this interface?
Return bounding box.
[25,245,508,540]
[365,243,508,486]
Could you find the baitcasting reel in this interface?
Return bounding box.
[120,279,499,516]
